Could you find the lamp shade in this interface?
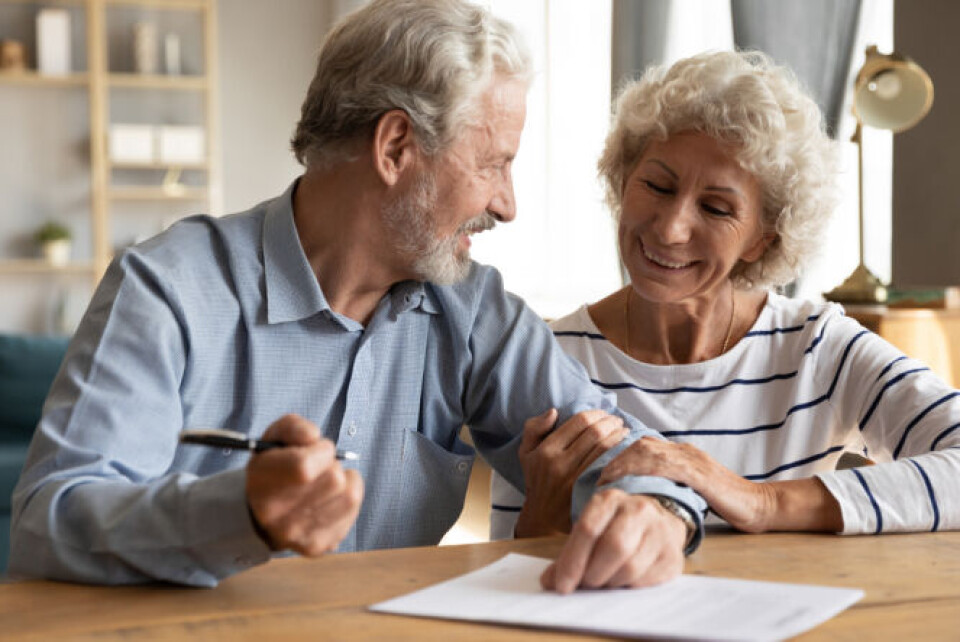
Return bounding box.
[853,45,933,132]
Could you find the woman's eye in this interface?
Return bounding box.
[644,180,671,194]
[702,203,732,217]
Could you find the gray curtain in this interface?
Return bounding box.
[731,0,861,138]
[611,0,672,91]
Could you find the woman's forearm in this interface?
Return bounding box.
[763,477,843,533]
[599,438,845,534]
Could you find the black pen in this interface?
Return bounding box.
[179,428,359,460]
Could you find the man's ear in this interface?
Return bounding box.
[372,110,418,186]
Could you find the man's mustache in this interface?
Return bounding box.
[458,212,497,235]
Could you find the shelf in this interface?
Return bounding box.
[108,73,206,91]
[109,161,209,171]
[108,186,208,200]
[0,71,89,87]
[0,260,95,275]
[105,0,207,9]
[0,0,85,5]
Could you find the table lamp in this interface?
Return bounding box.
[824,45,934,304]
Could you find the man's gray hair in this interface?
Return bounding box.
[291,0,532,169]
[599,50,840,290]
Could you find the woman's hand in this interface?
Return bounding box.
[598,437,775,532]
[515,409,628,538]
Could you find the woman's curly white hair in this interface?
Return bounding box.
[599,50,841,290]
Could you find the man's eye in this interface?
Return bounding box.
[644,180,671,194]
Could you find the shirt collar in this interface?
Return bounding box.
[263,180,331,324]
[262,179,441,324]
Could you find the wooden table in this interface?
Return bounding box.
[2,531,958,640]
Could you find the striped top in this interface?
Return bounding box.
[491,292,960,538]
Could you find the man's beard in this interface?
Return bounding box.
[382,171,496,285]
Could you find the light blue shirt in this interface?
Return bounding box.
[11,182,705,586]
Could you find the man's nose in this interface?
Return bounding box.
[487,174,517,223]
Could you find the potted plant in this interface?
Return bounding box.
[35,221,72,266]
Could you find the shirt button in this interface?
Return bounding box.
[347,423,358,436]
[456,461,469,474]
[222,449,232,456]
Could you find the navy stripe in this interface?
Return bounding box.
[743,313,822,337]
[553,330,606,341]
[906,459,940,532]
[859,367,930,431]
[558,314,823,343]
[743,444,845,481]
[803,321,829,355]
[877,356,907,382]
[491,504,522,513]
[594,318,832,396]
[893,391,960,459]
[573,314,830,398]
[662,330,868,438]
[593,371,799,395]
[931,422,960,451]
[852,468,883,534]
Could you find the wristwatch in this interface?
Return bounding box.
[652,495,696,550]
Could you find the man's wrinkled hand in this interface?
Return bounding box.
[541,490,687,594]
[246,414,364,556]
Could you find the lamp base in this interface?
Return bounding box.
[823,264,888,305]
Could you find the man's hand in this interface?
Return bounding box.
[541,490,687,593]
[246,414,364,556]
[515,409,627,537]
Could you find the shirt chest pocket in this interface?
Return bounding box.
[396,428,475,546]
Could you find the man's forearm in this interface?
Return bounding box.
[11,468,270,586]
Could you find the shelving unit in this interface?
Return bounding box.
[0,0,219,288]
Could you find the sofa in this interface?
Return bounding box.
[0,333,69,574]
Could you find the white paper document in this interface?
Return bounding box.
[370,553,864,641]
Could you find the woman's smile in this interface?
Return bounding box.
[640,240,695,270]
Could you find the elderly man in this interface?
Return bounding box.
[11,0,705,591]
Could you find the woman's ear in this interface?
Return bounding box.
[742,231,777,264]
[372,110,418,186]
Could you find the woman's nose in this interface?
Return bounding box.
[651,197,695,245]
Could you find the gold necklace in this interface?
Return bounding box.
[623,285,736,360]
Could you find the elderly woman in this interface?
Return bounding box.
[491,50,960,539]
